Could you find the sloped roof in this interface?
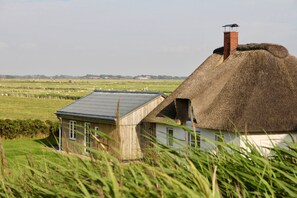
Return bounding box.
[56,90,164,120]
[145,43,297,132]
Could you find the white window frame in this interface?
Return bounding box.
[215,133,224,150]
[69,121,76,140]
[167,127,174,146]
[84,122,91,153]
[215,133,224,143]
[188,131,200,148]
[94,126,99,137]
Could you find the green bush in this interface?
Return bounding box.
[0,119,59,139]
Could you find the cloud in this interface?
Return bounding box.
[0,42,9,50]
[19,42,39,50]
[8,0,71,2]
[157,46,192,54]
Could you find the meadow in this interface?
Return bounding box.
[2,138,62,174]
[0,79,182,121]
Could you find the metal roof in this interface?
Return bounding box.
[222,24,239,27]
[56,90,164,120]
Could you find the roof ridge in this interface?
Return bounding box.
[237,43,289,58]
[213,43,289,58]
[94,90,164,95]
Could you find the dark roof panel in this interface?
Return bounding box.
[56,90,163,120]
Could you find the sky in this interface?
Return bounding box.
[0,0,296,76]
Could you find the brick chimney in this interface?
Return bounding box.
[223,24,239,60]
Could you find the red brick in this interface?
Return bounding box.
[224,32,238,60]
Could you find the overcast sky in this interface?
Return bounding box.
[0,0,296,76]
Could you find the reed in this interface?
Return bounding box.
[0,133,296,197]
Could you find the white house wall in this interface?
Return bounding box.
[156,123,296,155]
[240,133,297,155]
[199,128,240,151]
[156,124,187,149]
[156,122,240,151]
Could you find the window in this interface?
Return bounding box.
[94,126,99,137]
[215,133,224,150]
[188,131,200,148]
[94,126,108,150]
[84,123,91,153]
[215,133,224,142]
[69,121,76,140]
[167,128,174,146]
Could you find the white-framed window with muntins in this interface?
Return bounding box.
[84,122,91,153]
[166,127,174,146]
[69,120,76,140]
[188,131,200,148]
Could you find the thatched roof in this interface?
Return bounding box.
[145,43,297,132]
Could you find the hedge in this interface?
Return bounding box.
[0,119,59,139]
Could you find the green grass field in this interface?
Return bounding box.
[2,137,61,174]
[0,79,181,121]
[0,96,73,121]
[0,79,181,97]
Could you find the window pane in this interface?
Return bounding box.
[167,128,173,146]
[215,133,224,142]
[188,131,200,148]
[69,121,76,140]
[215,133,224,150]
[94,127,99,137]
[69,121,73,139]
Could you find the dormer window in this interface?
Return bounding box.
[175,98,191,124]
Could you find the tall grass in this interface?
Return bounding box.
[0,135,296,197]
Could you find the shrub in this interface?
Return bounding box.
[0,119,59,139]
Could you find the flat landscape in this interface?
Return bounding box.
[0,79,182,120]
[0,78,296,197]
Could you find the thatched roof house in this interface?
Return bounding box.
[145,42,297,133]
[144,24,297,154]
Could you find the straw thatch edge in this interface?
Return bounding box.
[213,43,289,58]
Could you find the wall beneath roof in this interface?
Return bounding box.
[60,118,117,155]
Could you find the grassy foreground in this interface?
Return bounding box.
[0,138,296,197]
[2,138,62,174]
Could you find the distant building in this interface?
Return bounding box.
[135,75,151,80]
[56,90,165,160]
[144,24,297,155]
